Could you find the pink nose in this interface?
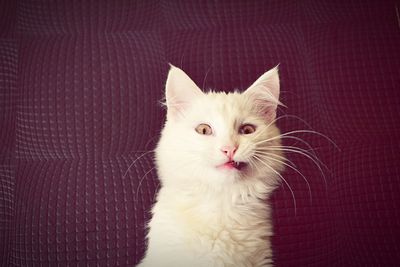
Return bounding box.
[221,145,237,159]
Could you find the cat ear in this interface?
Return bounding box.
[165,64,204,120]
[244,66,281,121]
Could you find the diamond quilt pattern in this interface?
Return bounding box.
[0,1,399,266]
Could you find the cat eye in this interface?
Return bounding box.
[195,124,213,135]
[239,124,256,135]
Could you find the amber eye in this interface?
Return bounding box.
[239,124,256,135]
[195,124,213,135]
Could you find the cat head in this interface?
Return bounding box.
[156,65,284,194]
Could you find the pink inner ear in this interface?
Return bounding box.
[165,65,204,120]
[244,66,280,122]
[254,98,278,121]
[167,99,190,119]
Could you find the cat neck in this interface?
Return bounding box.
[158,177,275,206]
[154,181,272,226]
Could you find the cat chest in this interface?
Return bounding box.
[175,204,271,260]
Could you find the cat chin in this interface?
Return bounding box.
[193,168,239,185]
[203,167,266,187]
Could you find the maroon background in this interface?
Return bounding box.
[1,0,400,266]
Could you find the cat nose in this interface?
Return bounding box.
[221,145,237,159]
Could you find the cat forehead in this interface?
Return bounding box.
[199,91,246,110]
[188,91,256,121]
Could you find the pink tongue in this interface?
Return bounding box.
[223,161,236,169]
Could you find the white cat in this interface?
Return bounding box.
[138,65,285,267]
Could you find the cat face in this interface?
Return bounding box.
[156,65,284,189]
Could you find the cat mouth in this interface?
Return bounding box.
[218,161,247,171]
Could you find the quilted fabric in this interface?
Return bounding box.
[1,0,399,266]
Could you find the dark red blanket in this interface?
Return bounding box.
[1,1,399,266]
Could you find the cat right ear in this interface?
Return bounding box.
[165,64,203,120]
[243,66,282,121]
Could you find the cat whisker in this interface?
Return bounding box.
[267,145,328,171]
[255,152,312,203]
[264,146,327,190]
[153,183,160,202]
[280,130,338,148]
[277,135,319,159]
[274,114,314,129]
[262,113,314,132]
[135,167,156,202]
[263,113,324,141]
[254,150,297,169]
[257,143,326,170]
[128,153,200,202]
[255,134,319,161]
[202,65,213,90]
[247,157,262,177]
[254,84,284,107]
[144,134,161,151]
[253,155,297,215]
[269,114,331,146]
[259,129,339,151]
[123,150,154,180]
[264,115,289,131]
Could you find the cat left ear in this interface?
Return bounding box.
[165,64,204,120]
[244,66,281,121]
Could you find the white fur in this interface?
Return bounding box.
[138,65,284,267]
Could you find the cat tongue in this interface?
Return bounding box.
[224,161,236,169]
[222,161,246,170]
